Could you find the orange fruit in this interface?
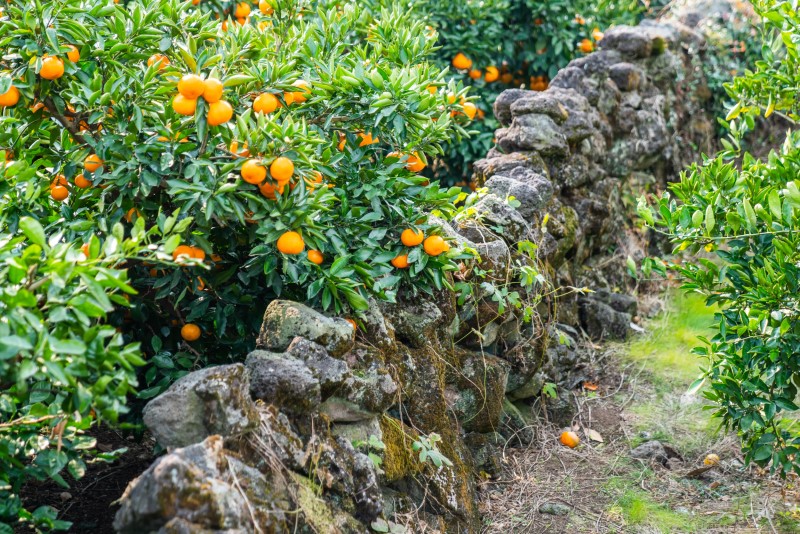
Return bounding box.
[703,454,720,466]
[346,318,357,330]
[66,45,80,63]
[253,92,279,114]
[390,254,409,268]
[172,245,194,261]
[259,0,273,14]
[192,0,200,4]
[500,73,513,84]
[575,15,586,25]
[148,53,170,71]
[0,85,19,107]
[484,66,499,83]
[289,80,310,103]
[559,431,580,448]
[124,208,142,222]
[74,174,92,188]
[462,102,477,120]
[234,2,251,17]
[468,69,482,80]
[203,77,224,103]
[307,249,324,265]
[579,38,594,54]
[181,323,201,341]
[426,85,437,95]
[400,228,424,247]
[39,56,65,80]
[592,28,604,41]
[276,231,305,255]
[270,156,294,183]
[84,154,103,172]
[51,185,68,201]
[337,132,346,151]
[451,52,472,70]
[405,152,426,173]
[259,181,286,199]
[236,16,247,25]
[191,246,206,260]
[230,140,250,157]
[358,132,379,147]
[178,74,205,99]
[423,235,449,256]
[207,100,233,125]
[241,159,267,184]
[172,95,197,116]
[51,174,68,189]
[81,243,90,256]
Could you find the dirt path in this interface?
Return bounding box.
[479,292,800,533]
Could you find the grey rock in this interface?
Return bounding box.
[360,298,395,350]
[319,396,376,422]
[493,89,529,126]
[509,93,569,123]
[507,372,546,402]
[471,194,532,244]
[143,364,258,449]
[539,502,572,516]
[601,26,655,58]
[485,172,554,218]
[500,398,534,445]
[579,297,631,341]
[246,350,321,414]
[332,417,383,446]
[592,289,638,316]
[498,114,569,156]
[473,152,549,182]
[609,62,644,92]
[630,440,668,464]
[448,353,509,433]
[286,337,349,398]
[258,300,354,357]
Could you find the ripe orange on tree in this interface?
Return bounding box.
[405,152,426,172]
[202,77,224,103]
[74,174,91,188]
[270,156,294,183]
[259,0,273,15]
[579,38,594,54]
[84,154,103,172]
[390,254,409,268]
[276,231,305,255]
[592,28,604,41]
[241,159,267,184]
[0,85,20,107]
[190,246,206,260]
[253,92,279,114]
[66,45,80,63]
[230,140,250,157]
[451,52,472,70]
[80,243,90,257]
[124,208,141,222]
[207,101,233,125]
[39,55,65,80]
[462,102,477,120]
[181,323,201,342]
[178,73,205,99]
[559,431,580,448]
[468,69,482,80]
[484,66,499,83]
[358,132,379,147]
[172,95,197,116]
[148,53,169,71]
[234,2,251,18]
[423,235,449,256]
[288,80,310,103]
[51,174,67,188]
[51,185,68,201]
[401,228,424,247]
[307,250,324,265]
[172,244,194,261]
[259,181,285,199]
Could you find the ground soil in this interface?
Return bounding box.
[16,427,154,533]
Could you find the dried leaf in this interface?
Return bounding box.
[584,428,604,442]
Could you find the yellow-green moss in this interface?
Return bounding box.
[379,415,423,482]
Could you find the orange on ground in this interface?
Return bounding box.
[259,0,273,14]
[270,156,294,183]
[390,254,409,268]
[172,94,197,116]
[468,69,482,80]
[358,132,379,147]
[462,102,477,120]
[307,249,324,265]
[234,2,251,17]
[67,45,80,63]
[579,38,594,54]
[178,73,205,99]
[148,54,170,71]
[207,100,233,125]
[40,56,65,80]
[704,454,720,466]
[559,431,580,448]
[276,231,305,255]
[405,152,426,173]
[181,323,201,341]
[423,235,449,256]
[451,52,472,70]
[84,154,103,172]
[253,92,279,114]
[259,181,286,199]
[400,228,424,247]
[172,245,194,261]
[241,159,267,184]
[74,174,91,188]
[203,77,224,103]
[51,185,68,201]
[0,85,19,107]
[484,66,499,82]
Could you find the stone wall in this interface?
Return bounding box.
[114,18,717,534]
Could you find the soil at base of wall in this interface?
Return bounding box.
[15,427,154,534]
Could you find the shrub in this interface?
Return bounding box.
[644,0,800,476]
[0,0,470,527]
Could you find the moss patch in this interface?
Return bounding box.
[379,415,423,483]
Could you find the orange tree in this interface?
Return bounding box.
[0,0,471,528]
[417,0,647,184]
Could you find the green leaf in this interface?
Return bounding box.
[19,217,46,248]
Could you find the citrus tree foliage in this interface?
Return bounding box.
[643,0,800,477]
[0,0,470,527]
[419,0,646,184]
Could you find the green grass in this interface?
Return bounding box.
[626,290,717,387]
